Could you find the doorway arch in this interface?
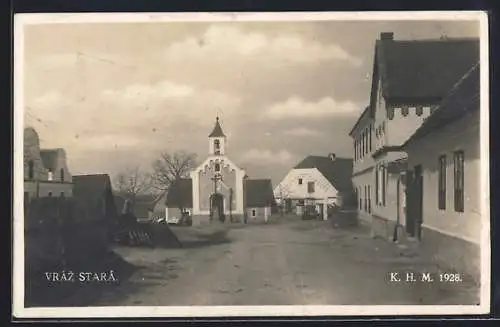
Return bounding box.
[210,193,225,222]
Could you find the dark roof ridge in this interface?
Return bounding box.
[387,37,479,43]
[439,61,480,100]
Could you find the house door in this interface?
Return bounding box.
[397,175,406,227]
[210,193,224,222]
[413,165,424,240]
[405,171,415,236]
[317,203,324,220]
[285,199,292,213]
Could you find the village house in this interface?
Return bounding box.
[114,193,162,221]
[24,127,73,203]
[401,63,481,280]
[274,154,355,220]
[165,117,275,225]
[349,32,479,241]
[244,179,275,223]
[72,174,119,224]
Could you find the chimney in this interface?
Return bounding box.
[380,32,394,41]
[328,153,336,161]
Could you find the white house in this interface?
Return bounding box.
[349,32,479,241]
[274,153,355,220]
[401,63,482,280]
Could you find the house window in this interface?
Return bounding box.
[363,131,367,156]
[28,160,34,179]
[416,106,424,116]
[60,168,65,182]
[387,107,394,120]
[251,209,256,217]
[453,151,465,212]
[307,181,315,193]
[367,185,371,213]
[358,138,361,159]
[364,185,367,212]
[369,125,372,152]
[381,165,386,206]
[298,178,303,185]
[375,166,379,205]
[359,187,362,210]
[48,169,53,181]
[365,128,369,154]
[438,155,447,210]
[48,192,52,197]
[214,163,220,172]
[401,106,409,117]
[354,140,357,161]
[214,139,220,154]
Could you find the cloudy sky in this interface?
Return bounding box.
[22,19,479,185]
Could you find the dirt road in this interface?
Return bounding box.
[92,217,479,306]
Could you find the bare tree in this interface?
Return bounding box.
[113,166,152,208]
[275,184,292,217]
[150,151,197,192]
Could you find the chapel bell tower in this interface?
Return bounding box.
[209,116,226,156]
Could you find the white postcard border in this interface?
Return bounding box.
[13,11,491,318]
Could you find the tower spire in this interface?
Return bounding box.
[209,115,225,138]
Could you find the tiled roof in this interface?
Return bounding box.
[375,37,479,104]
[165,178,193,208]
[208,117,226,137]
[73,174,112,198]
[294,156,354,194]
[403,63,480,147]
[245,179,275,207]
[72,174,117,216]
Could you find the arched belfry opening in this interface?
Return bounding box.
[208,116,226,156]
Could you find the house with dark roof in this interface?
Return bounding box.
[165,117,275,225]
[348,32,479,240]
[400,63,482,281]
[72,174,118,223]
[274,153,355,219]
[244,179,275,222]
[23,127,73,202]
[114,193,161,221]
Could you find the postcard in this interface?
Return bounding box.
[13,11,490,319]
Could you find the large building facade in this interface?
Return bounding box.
[165,117,275,225]
[349,32,479,241]
[24,127,73,202]
[402,63,482,280]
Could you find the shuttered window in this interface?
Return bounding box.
[453,151,465,212]
[438,155,447,210]
[382,166,386,206]
[307,182,315,194]
[369,124,372,152]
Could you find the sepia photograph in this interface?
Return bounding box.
[13,11,490,318]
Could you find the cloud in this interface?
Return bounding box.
[164,25,361,66]
[102,80,194,102]
[283,127,322,137]
[265,96,360,120]
[100,80,242,123]
[239,148,294,166]
[36,52,124,69]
